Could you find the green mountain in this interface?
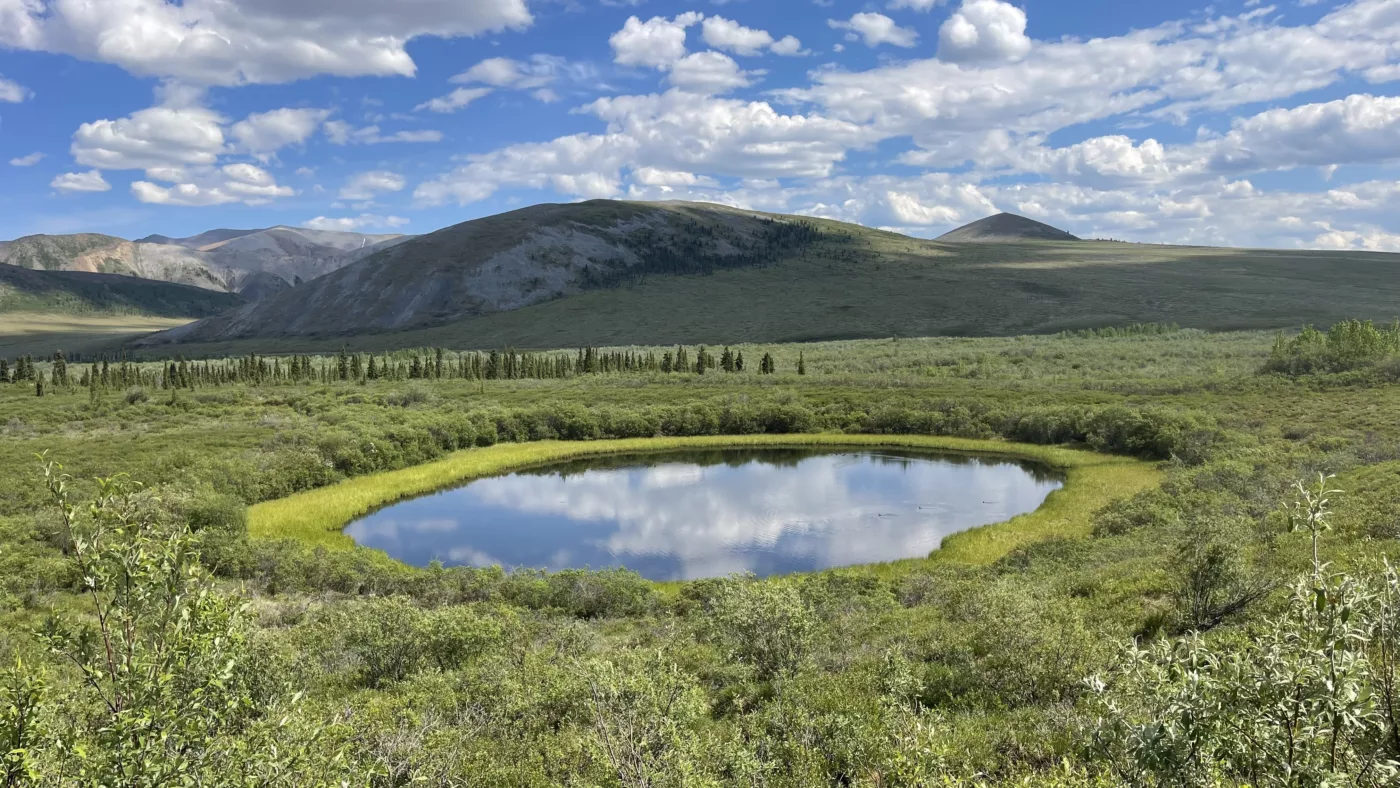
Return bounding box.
[936,212,1081,242]
[133,200,1400,353]
[0,263,245,318]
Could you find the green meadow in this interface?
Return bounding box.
[3,323,1400,784]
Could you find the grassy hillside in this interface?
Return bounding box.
[143,217,1400,356]
[0,263,244,318]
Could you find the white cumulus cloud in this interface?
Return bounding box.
[829,13,919,48]
[0,75,28,102]
[303,215,410,232]
[51,170,110,193]
[610,12,704,69]
[668,52,754,94]
[938,0,1031,63]
[339,171,407,201]
[229,108,331,156]
[415,87,493,114]
[0,0,533,86]
[9,152,44,166]
[131,162,292,206]
[72,106,226,170]
[701,17,774,56]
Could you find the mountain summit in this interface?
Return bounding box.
[937,213,1080,242]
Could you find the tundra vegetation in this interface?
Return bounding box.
[2,323,1400,785]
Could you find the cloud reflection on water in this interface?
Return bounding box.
[345,449,1062,580]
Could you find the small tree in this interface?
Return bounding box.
[50,351,67,389]
[797,352,806,376]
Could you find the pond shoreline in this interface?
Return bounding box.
[249,434,1161,569]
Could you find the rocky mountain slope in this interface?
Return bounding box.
[936,212,1081,242]
[146,201,835,343]
[0,226,412,299]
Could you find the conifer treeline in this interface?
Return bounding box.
[1,344,784,392]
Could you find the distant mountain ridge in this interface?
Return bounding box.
[0,226,413,299]
[145,200,840,344]
[137,228,263,250]
[936,212,1080,242]
[132,199,1400,353]
[0,263,245,318]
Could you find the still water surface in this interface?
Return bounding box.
[345,448,1063,580]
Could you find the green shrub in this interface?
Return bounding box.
[702,578,817,680]
[1092,488,1179,537]
[1264,320,1400,376]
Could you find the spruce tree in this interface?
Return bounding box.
[0,358,8,384]
[720,347,734,373]
[51,350,68,388]
[735,351,745,373]
[797,352,806,376]
[661,352,673,373]
[695,346,706,375]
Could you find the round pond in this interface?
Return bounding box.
[345,447,1064,580]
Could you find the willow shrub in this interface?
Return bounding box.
[1090,479,1400,787]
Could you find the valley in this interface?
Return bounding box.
[4,203,1400,786]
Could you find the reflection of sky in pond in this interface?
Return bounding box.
[345,449,1064,581]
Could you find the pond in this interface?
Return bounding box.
[345,447,1064,580]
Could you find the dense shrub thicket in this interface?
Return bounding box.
[177,400,1217,508]
[1263,319,1400,376]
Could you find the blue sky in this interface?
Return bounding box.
[1,0,1399,251]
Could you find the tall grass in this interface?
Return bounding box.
[248,433,1159,566]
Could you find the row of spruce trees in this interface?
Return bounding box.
[2,346,807,395]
